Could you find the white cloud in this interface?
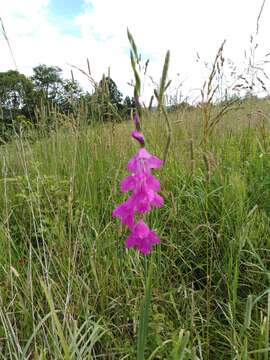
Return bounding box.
[1,0,270,102]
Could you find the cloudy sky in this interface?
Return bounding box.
[1,0,270,102]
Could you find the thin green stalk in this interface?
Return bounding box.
[41,280,71,360]
[161,105,172,165]
[137,258,153,360]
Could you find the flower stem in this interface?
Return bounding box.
[137,258,153,359]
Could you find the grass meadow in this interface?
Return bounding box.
[0,95,270,359]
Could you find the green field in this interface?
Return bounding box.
[0,96,270,359]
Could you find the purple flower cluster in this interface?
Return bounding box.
[113,133,163,254]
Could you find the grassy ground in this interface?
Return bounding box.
[0,98,270,359]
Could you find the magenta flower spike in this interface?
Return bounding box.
[113,108,163,254]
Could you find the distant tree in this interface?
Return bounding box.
[168,101,193,113]
[88,76,124,121]
[0,65,132,139]
[99,77,123,110]
[122,95,135,118]
[0,70,34,123]
[58,79,84,114]
[123,95,133,108]
[31,64,63,102]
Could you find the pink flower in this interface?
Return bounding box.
[127,148,163,173]
[125,220,160,254]
[112,198,135,228]
[112,184,163,228]
[131,189,163,213]
[122,172,163,212]
[120,172,160,192]
[113,170,163,225]
[132,130,145,145]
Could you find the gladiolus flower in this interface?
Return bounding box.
[125,220,160,254]
[127,148,163,173]
[112,98,163,254]
[132,130,145,145]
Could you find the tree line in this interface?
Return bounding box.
[0,65,134,140]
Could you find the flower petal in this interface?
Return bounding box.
[146,174,160,191]
[148,230,161,245]
[112,200,134,228]
[151,193,164,207]
[132,192,151,213]
[132,130,145,145]
[148,155,163,169]
[125,234,137,248]
[120,175,136,192]
[138,243,152,254]
[125,221,160,254]
[127,155,139,172]
[133,219,150,238]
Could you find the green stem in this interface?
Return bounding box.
[137,257,153,360]
[161,105,172,166]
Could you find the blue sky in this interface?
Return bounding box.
[50,0,84,18]
[48,0,89,36]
